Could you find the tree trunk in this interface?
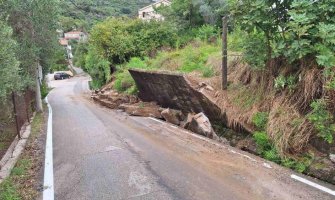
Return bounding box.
[35,63,43,112]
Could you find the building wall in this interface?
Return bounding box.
[64,32,86,40]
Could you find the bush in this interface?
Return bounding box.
[113,57,154,93]
[252,112,268,130]
[195,25,218,42]
[202,67,215,77]
[227,27,245,52]
[274,75,297,91]
[308,100,335,143]
[90,18,177,65]
[242,31,268,69]
[49,46,68,73]
[253,131,280,163]
[84,49,111,88]
[40,81,50,99]
[113,70,134,92]
[73,42,88,68]
[126,57,149,69]
[282,154,313,173]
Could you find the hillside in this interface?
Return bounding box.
[60,0,154,31]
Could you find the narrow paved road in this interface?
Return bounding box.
[48,72,335,200]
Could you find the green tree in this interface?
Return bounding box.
[0,19,21,101]
[90,18,177,64]
[2,0,60,111]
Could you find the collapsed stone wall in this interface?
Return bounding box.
[129,69,223,122]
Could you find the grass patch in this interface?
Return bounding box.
[11,159,32,176]
[0,179,20,200]
[252,112,269,130]
[0,110,45,200]
[251,113,313,173]
[30,111,44,138]
[152,42,219,75]
[230,85,262,110]
[114,57,156,94]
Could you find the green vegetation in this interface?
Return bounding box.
[0,0,60,103]
[114,57,154,94]
[0,20,21,101]
[90,18,177,64]
[157,0,227,28]
[274,75,297,91]
[150,42,219,73]
[308,100,335,143]
[0,111,44,200]
[112,42,220,93]
[73,42,88,68]
[40,82,50,99]
[233,0,335,69]
[0,179,20,200]
[252,113,313,173]
[84,49,111,89]
[282,154,314,173]
[59,0,153,31]
[253,131,280,162]
[78,18,178,88]
[50,46,69,72]
[252,112,269,130]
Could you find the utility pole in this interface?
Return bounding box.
[222,16,228,90]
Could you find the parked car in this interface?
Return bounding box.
[54,72,71,80]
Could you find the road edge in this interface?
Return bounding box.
[148,117,335,197]
[43,97,54,200]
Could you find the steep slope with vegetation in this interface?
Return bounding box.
[75,0,335,183]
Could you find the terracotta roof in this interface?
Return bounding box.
[59,38,68,46]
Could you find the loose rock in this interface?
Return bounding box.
[330,154,335,163]
[161,108,183,125]
[236,138,258,155]
[183,112,218,139]
[119,102,162,118]
[307,158,335,184]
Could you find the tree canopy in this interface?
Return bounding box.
[0,0,60,100]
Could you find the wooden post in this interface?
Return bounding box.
[25,90,30,123]
[12,92,21,139]
[35,63,43,112]
[222,16,228,90]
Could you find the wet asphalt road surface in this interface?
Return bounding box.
[47,72,335,200]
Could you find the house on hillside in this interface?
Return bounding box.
[64,31,87,41]
[138,0,171,21]
[59,38,68,47]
